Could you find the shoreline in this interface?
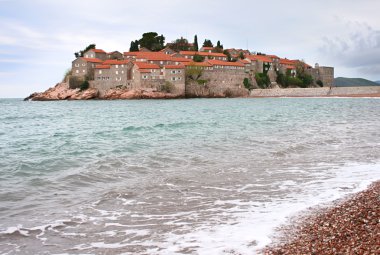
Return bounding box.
[24,83,380,101]
[261,180,380,254]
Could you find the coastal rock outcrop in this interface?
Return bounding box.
[100,88,183,100]
[24,82,99,101]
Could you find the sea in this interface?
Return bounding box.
[0,98,380,255]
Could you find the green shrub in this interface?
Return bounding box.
[286,76,304,87]
[243,78,253,91]
[80,80,89,91]
[316,80,324,87]
[68,76,84,89]
[161,81,175,93]
[196,79,208,85]
[255,73,270,89]
[193,54,205,62]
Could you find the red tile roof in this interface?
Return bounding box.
[279,58,297,65]
[183,61,213,67]
[201,47,214,50]
[81,57,103,63]
[246,55,273,63]
[95,65,111,69]
[102,59,129,65]
[87,49,106,54]
[164,65,185,69]
[171,57,192,62]
[179,51,227,58]
[266,54,280,59]
[207,59,244,67]
[134,62,160,69]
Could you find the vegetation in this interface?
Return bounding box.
[68,76,83,89]
[193,35,199,51]
[239,52,245,59]
[161,81,175,93]
[185,65,203,80]
[214,40,223,53]
[255,73,270,89]
[243,78,253,91]
[316,80,324,87]
[137,32,165,51]
[223,50,232,62]
[74,44,96,58]
[129,40,139,52]
[80,80,89,91]
[193,54,205,62]
[334,77,380,87]
[203,39,213,47]
[169,37,190,51]
[196,79,208,85]
[62,69,72,82]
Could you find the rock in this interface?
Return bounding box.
[24,82,98,101]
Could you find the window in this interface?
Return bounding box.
[121,71,124,74]
[76,70,79,73]
[142,75,148,79]
[99,70,102,74]
[116,65,119,68]
[91,54,94,58]
[82,70,85,73]
[160,61,163,64]
[116,71,119,75]
[121,65,124,68]
[171,70,176,74]
[177,70,181,73]
[75,63,79,67]
[171,77,176,81]
[82,63,86,66]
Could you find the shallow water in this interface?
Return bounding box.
[0,98,379,254]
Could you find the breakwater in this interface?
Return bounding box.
[250,86,380,97]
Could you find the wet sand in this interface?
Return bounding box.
[262,181,380,254]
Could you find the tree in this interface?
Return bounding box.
[193,35,199,51]
[203,39,213,47]
[243,78,253,91]
[138,32,165,51]
[169,37,190,51]
[193,54,205,62]
[239,52,245,59]
[223,50,232,62]
[74,44,96,58]
[216,40,223,49]
[129,40,139,52]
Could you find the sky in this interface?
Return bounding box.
[0,0,379,98]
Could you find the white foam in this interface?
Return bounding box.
[153,161,380,254]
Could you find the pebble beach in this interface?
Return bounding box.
[263,181,380,254]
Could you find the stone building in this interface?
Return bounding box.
[179,51,228,61]
[83,49,107,60]
[107,51,123,60]
[245,55,276,82]
[308,63,334,87]
[71,57,103,78]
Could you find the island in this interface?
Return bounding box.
[29,32,379,101]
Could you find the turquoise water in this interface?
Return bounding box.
[1,98,380,254]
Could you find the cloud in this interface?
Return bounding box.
[319,20,380,77]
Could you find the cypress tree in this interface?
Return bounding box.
[194,35,199,51]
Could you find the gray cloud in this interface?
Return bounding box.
[319,21,380,77]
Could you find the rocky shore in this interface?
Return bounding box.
[262,181,380,254]
[25,83,380,101]
[24,82,183,101]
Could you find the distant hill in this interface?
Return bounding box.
[334,77,380,87]
[375,80,380,84]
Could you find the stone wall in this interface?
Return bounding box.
[250,86,380,97]
[186,69,249,97]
